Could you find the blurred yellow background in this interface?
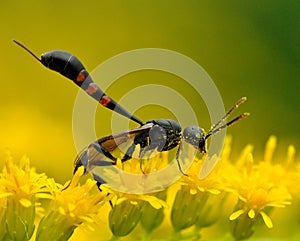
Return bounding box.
[0,0,299,186]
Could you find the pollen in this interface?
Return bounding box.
[250,188,268,207]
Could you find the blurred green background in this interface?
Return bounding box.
[0,0,299,185]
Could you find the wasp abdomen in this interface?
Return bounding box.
[41,51,87,85]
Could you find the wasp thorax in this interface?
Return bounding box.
[183,126,207,152]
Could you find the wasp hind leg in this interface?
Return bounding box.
[121,143,137,163]
[138,145,158,174]
[91,142,118,164]
[175,143,188,176]
[95,180,113,208]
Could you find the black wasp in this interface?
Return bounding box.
[14,40,249,186]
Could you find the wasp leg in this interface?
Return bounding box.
[139,147,146,174]
[74,150,88,174]
[139,144,155,158]
[92,172,107,187]
[121,143,136,163]
[175,143,188,176]
[138,144,158,174]
[92,142,117,164]
[96,181,113,208]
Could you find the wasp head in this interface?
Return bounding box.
[183,126,207,153]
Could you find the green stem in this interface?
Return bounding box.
[106,236,121,241]
[142,232,152,241]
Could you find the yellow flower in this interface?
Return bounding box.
[0,184,8,241]
[35,166,107,241]
[226,136,293,240]
[0,153,49,241]
[140,190,167,234]
[108,187,167,237]
[90,148,168,237]
[170,153,223,233]
[0,153,49,205]
[2,134,298,241]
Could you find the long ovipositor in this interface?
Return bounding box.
[13,40,144,126]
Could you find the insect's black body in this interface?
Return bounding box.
[74,117,215,182]
[121,119,182,162]
[74,119,183,172]
[147,119,182,151]
[74,95,249,184]
[41,51,87,84]
[14,40,249,186]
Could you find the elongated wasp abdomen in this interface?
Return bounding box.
[41,51,86,84]
[13,40,144,125]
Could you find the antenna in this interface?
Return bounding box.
[205,97,249,139]
[13,40,42,63]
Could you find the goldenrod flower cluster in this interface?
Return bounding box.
[0,136,299,241]
[0,154,107,241]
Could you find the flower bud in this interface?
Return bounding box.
[230,212,255,240]
[140,190,167,233]
[171,186,208,231]
[109,199,144,237]
[5,196,36,241]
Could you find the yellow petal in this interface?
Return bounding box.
[140,195,167,209]
[264,136,277,163]
[36,193,54,199]
[59,206,66,215]
[79,215,94,223]
[248,209,255,219]
[285,145,295,167]
[221,135,232,161]
[260,211,273,228]
[130,200,138,205]
[208,189,221,195]
[116,197,127,205]
[68,203,76,212]
[246,153,254,175]
[19,198,32,207]
[0,192,13,198]
[229,209,244,220]
[236,144,254,167]
[69,166,85,189]
[267,202,291,208]
[190,188,197,195]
